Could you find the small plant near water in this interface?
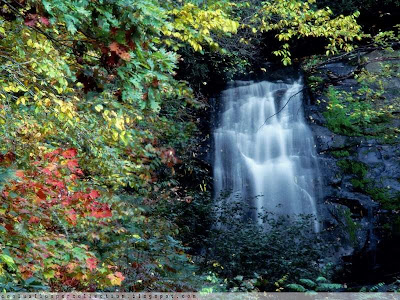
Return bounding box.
[286,276,343,292]
[201,198,337,291]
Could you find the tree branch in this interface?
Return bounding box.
[257,87,307,132]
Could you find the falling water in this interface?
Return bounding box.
[213,79,320,231]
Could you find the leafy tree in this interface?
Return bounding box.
[0,149,121,290]
[0,0,221,291]
[255,0,365,65]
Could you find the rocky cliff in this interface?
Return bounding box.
[303,50,400,284]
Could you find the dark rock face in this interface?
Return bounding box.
[303,52,400,284]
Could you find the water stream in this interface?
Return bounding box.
[213,79,320,231]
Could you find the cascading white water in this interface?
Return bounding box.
[213,79,320,231]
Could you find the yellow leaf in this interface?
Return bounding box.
[107,272,125,286]
[95,104,104,112]
[112,130,119,141]
[16,97,26,105]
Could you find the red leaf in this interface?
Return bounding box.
[45,178,65,189]
[109,41,120,52]
[90,206,112,218]
[25,14,50,27]
[44,149,61,160]
[89,190,100,199]
[24,17,37,27]
[86,257,98,271]
[15,170,24,178]
[4,152,16,162]
[29,216,40,224]
[42,168,52,176]
[66,209,77,225]
[67,159,79,171]
[110,27,118,35]
[115,272,125,280]
[119,52,130,61]
[127,40,136,51]
[101,45,110,54]
[62,148,77,159]
[62,198,71,206]
[152,77,159,88]
[39,17,50,26]
[36,189,46,200]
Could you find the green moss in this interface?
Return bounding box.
[377,192,400,210]
[337,159,368,178]
[337,159,393,205]
[350,178,368,190]
[343,209,360,246]
[307,75,325,92]
[331,150,350,158]
[308,75,324,83]
[366,187,390,202]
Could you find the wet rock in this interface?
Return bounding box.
[322,62,356,77]
[304,50,400,281]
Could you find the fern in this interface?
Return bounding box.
[316,283,343,292]
[286,283,307,292]
[299,278,317,289]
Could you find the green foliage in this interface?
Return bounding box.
[337,159,393,206]
[299,278,317,289]
[316,0,400,17]
[316,49,400,142]
[0,150,123,290]
[0,0,218,291]
[285,276,343,292]
[331,150,351,158]
[307,75,325,92]
[163,2,239,52]
[373,25,400,48]
[337,159,368,179]
[255,0,364,65]
[286,283,307,292]
[342,208,361,246]
[200,199,334,291]
[323,87,388,136]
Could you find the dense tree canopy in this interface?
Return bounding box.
[1,0,399,292]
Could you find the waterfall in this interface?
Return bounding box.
[213,79,320,231]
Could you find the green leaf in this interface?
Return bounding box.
[286,283,306,292]
[43,270,55,280]
[0,254,16,270]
